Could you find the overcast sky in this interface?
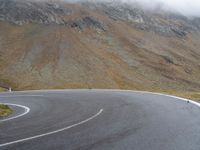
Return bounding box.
[65,0,200,17]
[128,0,200,17]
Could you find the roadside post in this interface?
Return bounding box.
[8,87,12,92]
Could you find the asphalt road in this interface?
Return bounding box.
[0,90,200,150]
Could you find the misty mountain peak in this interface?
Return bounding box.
[0,0,200,37]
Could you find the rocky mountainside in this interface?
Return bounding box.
[1,0,200,37]
[0,0,105,30]
[0,0,200,92]
[83,1,192,38]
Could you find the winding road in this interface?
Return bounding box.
[0,90,200,150]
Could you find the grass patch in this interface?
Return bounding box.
[0,87,6,92]
[0,104,12,117]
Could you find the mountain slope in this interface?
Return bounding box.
[0,0,200,92]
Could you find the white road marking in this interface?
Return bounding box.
[89,89,200,108]
[129,90,200,108]
[0,109,103,147]
[0,95,42,122]
[0,103,30,122]
[146,92,200,107]
[0,89,198,147]
[12,89,200,108]
[0,95,43,98]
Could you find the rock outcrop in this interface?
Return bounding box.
[0,0,105,30]
[83,1,200,37]
[0,0,200,37]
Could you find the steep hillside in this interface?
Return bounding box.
[0,0,200,92]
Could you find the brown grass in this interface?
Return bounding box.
[0,87,6,92]
[0,6,200,94]
[0,104,12,117]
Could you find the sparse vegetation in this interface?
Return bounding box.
[0,87,6,92]
[0,0,200,101]
[0,104,12,117]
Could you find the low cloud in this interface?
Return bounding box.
[62,0,200,17]
[130,0,200,17]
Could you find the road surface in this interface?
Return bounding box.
[0,90,200,150]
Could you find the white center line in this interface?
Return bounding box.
[0,109,103,147]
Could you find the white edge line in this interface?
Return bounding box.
[14,89,199,107]
[2,89,199,107]
[0,109,103,147]
[0,103,30,122]
[145,92,200,107]
[111,90,200,108]
[0,95,44,98]
[0,94,43,122]
[90,89,200,108]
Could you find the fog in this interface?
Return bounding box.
[126,0,200,17]
[63,0,200,17]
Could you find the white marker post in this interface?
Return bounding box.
[8,87,12,92]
